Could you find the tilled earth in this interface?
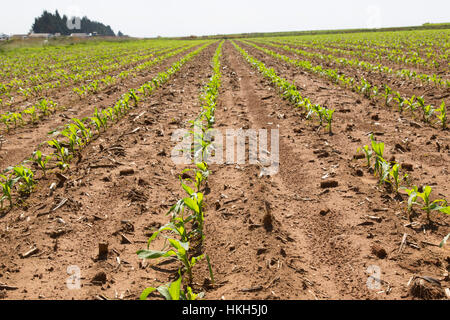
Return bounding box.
[0,40,449,300]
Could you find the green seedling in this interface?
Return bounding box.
[436,100,447,129]
[388,163,407,194]
[73,87,84,99]
[417,96,435,123]
[323,108,335,134]
[1,114,11,132]
[128,89,140,107]
[24,105,38,123]
[48,139,71,169]
[393,92,405,113]
[11,165,35,194]
[30,150,52,177]
[357,145,373,168]
[370,135,385,177]
[405,185,450,221]
[379,159,391,186]
[0,174,19,209]
[404,95,417,115]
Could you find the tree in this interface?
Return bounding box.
[31,10,116,36]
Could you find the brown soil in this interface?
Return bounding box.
[0,40,449,300]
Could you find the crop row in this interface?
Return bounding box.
[260,39,449,88]
[0,43,194,107]
[0,40,182,81]
[138,41,224,300]
[241,41,448,130]
[282,30,450,70]
[232,40,336,135]
[0,44,200,133]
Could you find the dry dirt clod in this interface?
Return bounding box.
[409,277,445,300]
[119,168,135,176]
[263,201,274,232]
[98,242,109,259]
[320,180,339,189]
[91,271,107,285]
[371,244,387,259]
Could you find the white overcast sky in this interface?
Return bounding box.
[0,0,449,37]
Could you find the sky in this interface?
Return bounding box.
[0,0,449,38]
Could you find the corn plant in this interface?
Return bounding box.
[128,90,140,107]
[370,136,385,177]
[72,118,92,145]
[37,99,55,117]
[24,105,38,124]
[393,92,405,113]
[30,150,52,177]
[48,139,71,169]
[357,145,373,168]
[404,186,418,219]
[403,95,418,115]
[359,79,372,99]
[379,159,391,186]
[1,114,12,132]
[91,108,108,133]
[60,124,82,154]
[73,87,85,99]
[10,112,24,128]
[323,108,335,134]
[11,165,35,194]
[388,163,407,194]
[0,174,18,209]
[417,96,435,123]
[436,100,447,129]
[404,186,450,221]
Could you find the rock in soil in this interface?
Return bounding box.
[409,277,445,300]
[91,271,107,285]
[320,180,339,189]
[371,244,387,259]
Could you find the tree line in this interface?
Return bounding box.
[31,10,116,36]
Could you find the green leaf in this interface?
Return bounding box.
[137,249,174,260]
[168,276,182,300]
[439,207,450,215]
[140,287,157,300]
[183,197,199,214]
[157,284,172,300]
[181,183,194,196]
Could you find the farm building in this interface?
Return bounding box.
[70,33,89,38]
[11,34,28,40]
[29,33,52,38]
